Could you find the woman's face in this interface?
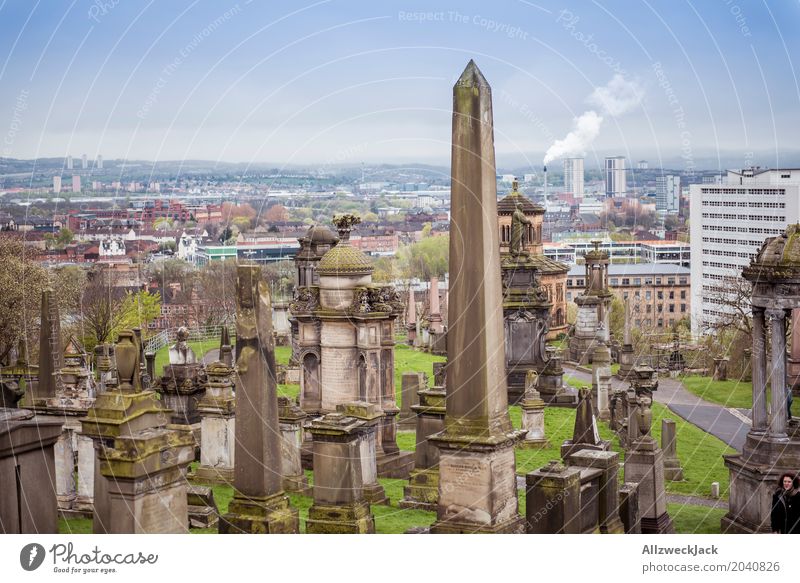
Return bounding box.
[783,476,794,490]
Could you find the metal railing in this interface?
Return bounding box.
[144,325,231,353]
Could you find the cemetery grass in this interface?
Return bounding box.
[154,339,227,372]
[680,375,752,409]
[668,504,726,534]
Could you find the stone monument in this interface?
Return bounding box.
[429,61,524,534]
[519,371,549,449]
[277,396,311,495]
[399,371,425,429]
[400,384,446,510]
[337,401,387,504]
[622,383,674,533]
[157,326,206,425]
[616,295,636,380]
[661,418,684,481]
[723,225,800,533]
[194,360,236,485]
[568,241,613,364]
[219,264,299,534]
[561,387,610,460]
[591,333,612,421]
[306,412,375,533]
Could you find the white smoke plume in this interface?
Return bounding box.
[542,111,603,165]
[542,74,643,164]
[588,74,644,116]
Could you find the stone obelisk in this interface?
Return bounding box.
[219,264,299,533]
[430,60,524,534]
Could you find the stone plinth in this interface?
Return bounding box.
[617,345,636,381]
[400,388,445,510]
[306,413,375,534]
[591,341,612,421]
[561,388,610,460]
[661,418,684,481]
[195,362,236,485]
[188,485,219,529]
[278,397,311,496]
[525,460,581,534]
[337,402,387,505]
[99,425,195,533]
[568,449,624,534]
[0,408,63,533]
[712,357,729,381]
[399,371,425,429]
[537,352,576,407]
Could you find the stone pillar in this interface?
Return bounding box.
[592,340,612,421]
[767,308,788,440]
[568,449,624,534]
[277,397,310,495]
[519,371,549,449]
[751,308,767,433]
[195,362,236,485]
[73,432,95,511]
[525,461,581,534]
[428,276,443,334]
[406,287,417,346]
[399,371,425,429]
[713,357,729,381]
[789,309,800,390]
[219,265,299,534]
[429,61,524,534]
[144,351,156,384]
[53,426,77,510]
[306,412,375,534]
[400,387,446,510]
[661,418,684,481]
[338,402,388,505]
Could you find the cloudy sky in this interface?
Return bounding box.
[0,0,798,171]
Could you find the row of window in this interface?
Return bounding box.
[704,249,755,259]
[702,200,785,208]
[702,260,738,269]
[701,213,786,221]
[700,188,786,195]
[567,277,688,287]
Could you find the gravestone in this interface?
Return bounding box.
[278,397,311,495]
[519,371,549,449]
[661,418,684,481]
[194,361,236,485]
[400,386,446,510]
[399,371,425,429]
[525,460,581,534]
[338,401,387,505]
[561,388,610,460]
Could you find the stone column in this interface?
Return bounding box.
[406,287,417,346]
[277,397,311,495]
[73,432,95,511]
[525,461,581,534]
[661,418,684,481]
[338,402,388,505]
[400,387,446,510]
[399,371,425,429]
[751,308,767,433]
[429,60,524,534]
[306,412,375,534]
[219,265,299,534]
[592,340,612,421]
[53,425,77,510]
[767,308,788,440]
[789,309,800,390]
[428,276,443,334]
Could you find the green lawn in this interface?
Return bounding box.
[154,339,227,373]
[668,504,725,534]
[681,375,752,409]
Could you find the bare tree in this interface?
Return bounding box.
[702,274,753,337]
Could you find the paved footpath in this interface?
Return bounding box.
[563,365,749,452]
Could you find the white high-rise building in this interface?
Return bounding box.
[72,175,81,193]
[97,155,103,169]
[53,176,62,194]
[656,175,680,214]
[563,157,584,198]
[637,160,649,170]
[81,154,87,169]
[605,156,626,198]
[690,167,800,336]
[66,155,73,170]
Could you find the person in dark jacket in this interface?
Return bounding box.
[771,473,800,533]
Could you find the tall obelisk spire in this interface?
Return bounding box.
[431,60,524,533]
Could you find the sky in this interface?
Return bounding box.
[0,0,798,171]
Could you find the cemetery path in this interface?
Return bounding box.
[563,365,749,452]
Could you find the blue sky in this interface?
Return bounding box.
[0,0,798,170]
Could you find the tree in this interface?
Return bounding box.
[197,261,237,325]
[231,216,252,233]
[56,227,74,247]
[0,236,49,362]
[397,235,449,280]
[77,270,162,350]
[263,204,289,222]
[702,274,752,337]
[609,296,625,343]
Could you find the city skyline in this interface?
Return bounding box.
[0,1,798,170]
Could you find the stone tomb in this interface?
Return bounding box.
[0,408,63,533]
[400,386,446,510]
[278,397,311,495]
[306,412,375,534]
[194,361,236,485]
[157,327,206,425]
[519,371,549,449]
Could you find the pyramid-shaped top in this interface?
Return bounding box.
[455,59,490,89]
